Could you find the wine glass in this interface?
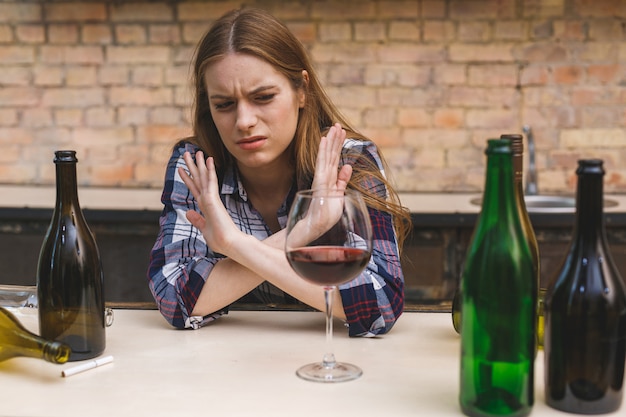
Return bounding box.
[285,189,373,383]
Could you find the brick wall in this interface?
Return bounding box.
[0,0,625,194]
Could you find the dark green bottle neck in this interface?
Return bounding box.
[482,146,516,216]
[573,169,604,243]
[54,157,80,209]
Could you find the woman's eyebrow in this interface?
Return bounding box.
[208,85,277,100]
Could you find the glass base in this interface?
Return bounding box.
[296,361,362,383]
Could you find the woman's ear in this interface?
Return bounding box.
[298,70,309,108]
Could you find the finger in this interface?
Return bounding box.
[179,166,200,199]
[193,151,209,190]
[336,164,352,191]
[186,210,207,230]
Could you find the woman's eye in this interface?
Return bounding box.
[214,101,233,110]
[256,94,275,102]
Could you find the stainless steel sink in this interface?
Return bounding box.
[469,195,618,213]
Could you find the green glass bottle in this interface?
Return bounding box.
[459,139,536,417]
[502,133,542,349]
[544,159,626,414]
[37,150,106,361]
[0,306,71,364]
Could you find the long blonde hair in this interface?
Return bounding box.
[189,8,411,249]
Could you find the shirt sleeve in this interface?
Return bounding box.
[338,140,405,337]
[147,142,226,329]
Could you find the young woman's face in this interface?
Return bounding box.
[204,53,306,171]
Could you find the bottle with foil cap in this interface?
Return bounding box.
[544,159,626,414]
[37,150,106,361]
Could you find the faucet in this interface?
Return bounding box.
[522,125,538,196]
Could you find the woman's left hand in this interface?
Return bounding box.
[178,150,241,256]
[310,123,352,192]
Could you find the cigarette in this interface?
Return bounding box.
[61,355,114,377]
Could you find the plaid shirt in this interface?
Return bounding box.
[148,140,404,337]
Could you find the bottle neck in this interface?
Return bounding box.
[482,150,516,216]
[55,161,80,208]
[574,171,604,241]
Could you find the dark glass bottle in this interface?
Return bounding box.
[37,150,106,361]
[503,133,542,349]
[544,159,626,414]
[459,139,536,417]
[0,306,71,363]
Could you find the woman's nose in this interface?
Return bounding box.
[236,101,257,131]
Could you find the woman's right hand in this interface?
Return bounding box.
[178,150,242,257]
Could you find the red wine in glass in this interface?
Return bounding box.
[286,246,370,286]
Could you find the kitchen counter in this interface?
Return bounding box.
[1,309,623,417]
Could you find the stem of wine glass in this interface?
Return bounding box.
[322,286,337,368]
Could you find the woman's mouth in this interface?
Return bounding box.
[237,136,266,151]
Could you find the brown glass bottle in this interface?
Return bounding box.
[0,306,71,363]
[544,159,626,414]
[503,134,542,348]
[37,150,106,361]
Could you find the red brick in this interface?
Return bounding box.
[573,0,626,17]
[149,24,181,44]
[16,25,45,43]
[0,87,38,106]
[54,109,84,127]
[520,65,550,85]
[82,24,112,44]
[106,46,169,63]
[0,109,18,126]
[311,1,376,19]
[587,64,620,84]
[553,20,587,40]
[521,42,567,62]
[458,22,491,42]
[468,64,518,86]
[110,3,173,22]
[397,108,431,128]
[89,164,135,186]
[434,109,464,128]
[73,127,134,145]
[109,87,172,106]
[494,21,525,40]
[433,64,467,85]
[421,0,446,18]
[466,109,516,128]
[389,22,420,41]
[449,44,516,62]
[423,21,455,42]
[98,67,129,85]
[22,108,53,128]
[66,67,98,86]
[0,3,41,23]
[355,22,386,42]
[377,1,419,18]
[319,23,351,42]
[450,0,500,20]
[132,66,164,86]
[177,1,240,21]
[33,66,64,86]
[1,67,30,86]
[45,3,106,22]
[0,46,35,64]
[48,24,79,44]
[42,88,105,107]
[554,65,582,84]
[115,25,147,44]
[378,44,445,63]
[40,46,104,64]
[118,107,148,126]
[86,108,115,126]
[137,125,191,144]
[522,0,565,17]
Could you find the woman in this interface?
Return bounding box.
[147,8,411,337]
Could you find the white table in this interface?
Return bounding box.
[0,309,623,417]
